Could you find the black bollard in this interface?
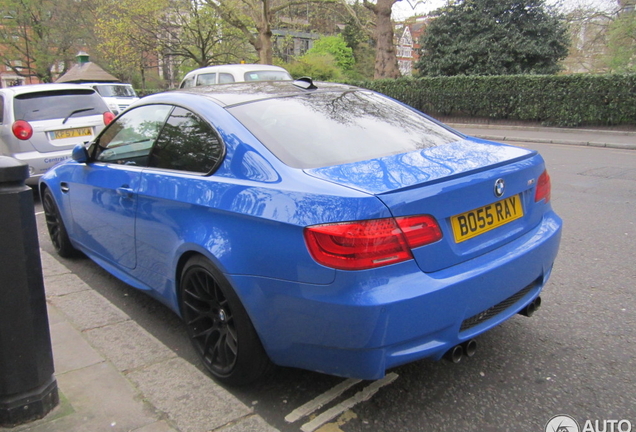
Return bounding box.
[0,157,58,427]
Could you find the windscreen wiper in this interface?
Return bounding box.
[63,108,95,124]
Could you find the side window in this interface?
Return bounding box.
[94,104,173,166]
[0,95,4,124]
[196,73,216,86]
[148,107,223,174]
[218,73,235,84]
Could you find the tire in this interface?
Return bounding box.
[179,255,272,386]
[42,188,78,258]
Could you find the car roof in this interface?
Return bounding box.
[184,64,289,77]
[144,80,361,108]
[85,82,133,86]
[0,83,98,96]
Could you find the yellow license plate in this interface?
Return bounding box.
[451,195,523,243]
[51,127,92,140]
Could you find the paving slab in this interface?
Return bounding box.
[48,319,103,374]
[48,289,129,331]
[127,357,253,432]
[84,320,176,372]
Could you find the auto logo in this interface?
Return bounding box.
[494,178,505,197]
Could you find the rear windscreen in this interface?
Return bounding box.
[14,90,108,122]
[243,71,292,82]
[227,90,462,169]
[94,85,137,98]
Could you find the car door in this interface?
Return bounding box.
[68,104,173,269]
[133,106,225,292]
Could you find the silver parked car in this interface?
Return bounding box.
[0,83,114,185]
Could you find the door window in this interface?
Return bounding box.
[94,104,173,166]
[196,73,216,86]
[219,73,235,84]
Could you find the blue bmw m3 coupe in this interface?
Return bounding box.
[40,79,562,385]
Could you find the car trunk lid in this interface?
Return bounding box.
[305,138,548,272]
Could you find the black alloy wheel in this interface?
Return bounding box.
[180,256,271,385]
[42,188,77,258]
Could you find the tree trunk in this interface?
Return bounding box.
[366,0,401,79]
[257,0,274,64]
[257,26,273,64]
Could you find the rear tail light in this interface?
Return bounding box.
[103,111,115,125]
[395,215,443,248]
[534,170,551,203]
[304,215,442,270]
[12,120,33,140]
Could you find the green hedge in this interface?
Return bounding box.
[346,74,636,127]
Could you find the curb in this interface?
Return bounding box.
[466,134,636,150]
[447,123,636,150]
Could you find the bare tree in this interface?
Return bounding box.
[157,0,252,68]
[205,0,337,64]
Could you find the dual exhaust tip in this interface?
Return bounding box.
[444,339,477,364]
[444,296,542,363]
[519,296,542,317]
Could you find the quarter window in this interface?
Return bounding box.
[148,107,223,174]
[180,76,195,88]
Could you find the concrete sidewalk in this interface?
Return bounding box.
[1,251,279,432]
[450,124,636,150]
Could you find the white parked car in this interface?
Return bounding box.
[84,83,139,115]
[179,64,292,88]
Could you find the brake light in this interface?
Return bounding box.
[534,170,551,203]
[12,120,33,140]
[103,111,115,125]
[395,215,443,248]
[304,215,442,270]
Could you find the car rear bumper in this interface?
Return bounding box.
[230,210,562,380]
[11,150,72,185]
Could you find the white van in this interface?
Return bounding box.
[179,64,292,89]
[85,83,139,115]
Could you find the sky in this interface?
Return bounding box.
[391,0,620,20]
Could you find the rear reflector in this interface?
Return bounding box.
[304,215,442,270]
[534,170,551,203]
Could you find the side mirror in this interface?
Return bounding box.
[72,144,89,163]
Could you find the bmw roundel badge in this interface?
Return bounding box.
[494,178,505,197]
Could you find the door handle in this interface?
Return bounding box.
[116,185,134,199]
[60,182,70,193]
